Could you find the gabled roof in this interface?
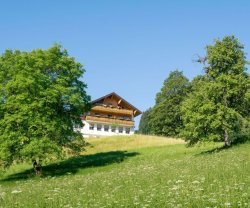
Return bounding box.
[91,92,142,117]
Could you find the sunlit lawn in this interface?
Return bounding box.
[0,135,249,208]
[83,134,185,155]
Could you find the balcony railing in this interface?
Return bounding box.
[92,105,133,116]
[85,116,134,126]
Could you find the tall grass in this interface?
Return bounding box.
[0,135,249,208]
[83,134,185,155]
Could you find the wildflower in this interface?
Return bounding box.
[171,185,180,190]
[208,198,217,203]
[242,193,247,197]
[192,180,200,184]
[0,192,6,199]
[11,190,22,194]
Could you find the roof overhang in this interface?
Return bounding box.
[91,92,142,117]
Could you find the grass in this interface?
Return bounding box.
[0,135,249,208]
[83,134,185,155]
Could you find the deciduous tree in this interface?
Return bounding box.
[181,36,249,146]
[149,70,190,136]
[0,45,90,167]
[138,108,152,135]
[139,70,189,136]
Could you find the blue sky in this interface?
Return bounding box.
[1,0,250,128]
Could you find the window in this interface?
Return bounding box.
[97,124,102,131]
[119,127,123,133]
[125,127,130,134]
[111,126,116,132]
[104,125,109,132]
[89,123,94,130]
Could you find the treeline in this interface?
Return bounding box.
[139,36,250,146]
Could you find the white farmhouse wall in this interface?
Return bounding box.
[80,120,134,138]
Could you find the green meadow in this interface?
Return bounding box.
[0,135,249,208]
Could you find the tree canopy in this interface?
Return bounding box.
[139,70,189,136]
[0,45,90,167]
[138,108,152,135]
[181,36,250,146]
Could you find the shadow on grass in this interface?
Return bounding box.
[197,145,232,156]
[1,151,139,182]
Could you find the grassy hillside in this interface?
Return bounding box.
[83,134,185,154]
[0,135,249,208]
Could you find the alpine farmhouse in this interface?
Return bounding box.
[80,92,141,137]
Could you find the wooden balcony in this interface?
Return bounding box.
[92,105,133,116]
[85,116,134,126]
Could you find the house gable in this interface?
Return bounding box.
[91,92,141,117]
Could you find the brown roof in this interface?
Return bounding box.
[91,92,142,117]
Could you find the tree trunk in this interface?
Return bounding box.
[224,129,230,147]
[33,160,42,176]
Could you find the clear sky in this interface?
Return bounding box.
[1,0,250,128]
